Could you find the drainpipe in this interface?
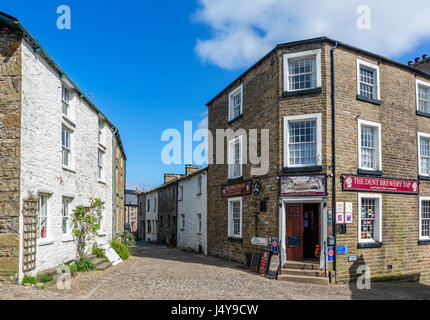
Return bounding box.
[112,128,118,241]
[331,42,338,283]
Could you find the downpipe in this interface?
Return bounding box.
[331,42,338,283]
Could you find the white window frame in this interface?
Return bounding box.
[61,197,72,235]
[37,194,49,240]
[62,85,71,118]
[418,132,430,177]
[62,125,73,168]
[98,149,104,181]
[228,135,243,179]
[179,186,183,201]
[358,119,382,171]
[357,59,380,100]
[228,84,243,121]
[283,49,322,93]
[228,197,242,239]
[197,175,202,195]
[197,213,202,234]
[180,214,185,230]
[358,193,382,244]
[416,79,430,114]
[147,219,152,234]
[98,118,104,145]
[419,197,430,241]
[283,113,322,168]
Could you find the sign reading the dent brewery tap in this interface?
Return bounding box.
[280,175,326,196]
[221,181,252,197]
[342,175,419,195]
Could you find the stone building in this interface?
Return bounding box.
[114,132,126,241]
[0,12,125,282]
[125,190,138,234]
[207,36,430,284]
[137,191,146,241]
[142,188,158,242]
[177,167,208,254]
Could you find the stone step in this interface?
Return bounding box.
[281,268,324,277]
[96,261,112,271]
[277,274,330,285]
[87,254,97,260]
[285,261,320,270]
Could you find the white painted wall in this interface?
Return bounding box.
[177,170,207,254]
[19,40,114,277]
[145,190,158,242]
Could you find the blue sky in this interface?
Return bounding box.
[4,0,430,189]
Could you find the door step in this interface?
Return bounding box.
[277,274,329,285]
[281,268,324,277]
[86,256,112,271]
[285,261,320,270]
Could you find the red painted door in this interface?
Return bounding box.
[286,204,304,261]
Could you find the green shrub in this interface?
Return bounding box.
[92,245,107,259]
[111,240,130,260]
[37,274,53,283]
[22,275,37,285]
[74,258,96,272]
[58,263,78,276]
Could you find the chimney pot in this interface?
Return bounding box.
[423,54,428,60]
[408,61,413,65]
[415,57,421,63]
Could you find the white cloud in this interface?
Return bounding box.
[194,0,430,69]
[198,116,208,129]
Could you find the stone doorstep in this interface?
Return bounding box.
[277,274,330,285]
[285,261,320,270]
[281,268,324,277]
[85,255,112,271]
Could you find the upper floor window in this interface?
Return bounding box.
[147,199,150,212]
[418,132,430,177]
[62,86,70,117]
[358,194,382,243]
[228,85,243,121]
[283,49,321,93]
[62,126,72,167]
[228,136,243,179]
[98,119,104,144]
[98,149,104,181]
[357,59,380,101]
[178,186,183,201]
[197,175,202,195]
[154,198,156,211]
[283,113,322,168]
[417,80,430,115]
[420,197,430,240]
[358,120,382,172]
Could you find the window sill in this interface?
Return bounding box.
[197,232,202,235]
[282,165,322,173]
[228,114,243,125]
[228,237,243,243]
[283,87,322,97]
[418,239,430,245]
[98,143,107,151]
[38,239,55,247]
[180,229,184,232]
[419,175,430,181]
[62,166,76,174]
[358,242,383,249]
[196,193,202,196]
[62,235,74,243]
[357,169,383,176]
[98,180,106,185]
[178,199,183,202]
[417,110,430,118]
[98,232,107,237]
[356,94,382,105]
[228,177,243,184]
[62,115,76,128]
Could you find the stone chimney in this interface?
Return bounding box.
[412,54,430,73]
[185,165,200,176]
[164,173,183,184]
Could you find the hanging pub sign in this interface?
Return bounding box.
[342,175,419,195]
[221,181,252,197]
[280,175,326,196]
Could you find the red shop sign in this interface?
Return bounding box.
[342,175,419,194]
[221,181,252,197]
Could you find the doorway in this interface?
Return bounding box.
[285,203,320,262]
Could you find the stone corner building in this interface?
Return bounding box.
[207,36,430,284]
[0,12,126,282]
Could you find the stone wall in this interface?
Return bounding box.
[158,182,178,245]
[114,135,125,240]
[0,26,22,282]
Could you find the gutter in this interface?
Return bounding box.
[331,42,339,283]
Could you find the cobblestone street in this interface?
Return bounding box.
[1,242,430,300]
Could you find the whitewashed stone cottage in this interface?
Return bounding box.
[177,167,207,254]
[0,12,126,282]
[144,189,158,242]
